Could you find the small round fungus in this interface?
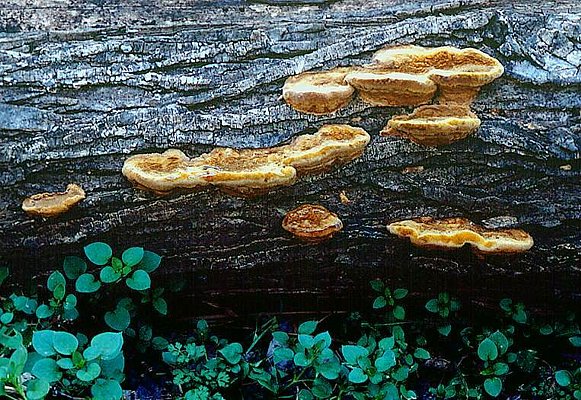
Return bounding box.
[282,67,355,114]
[387,217,534,255]
[22,184,86,217]
[282,204,343,243]
[381,104,481,146]
[372,45,504,104]
[344,68,437,106]
[122,125,370,197]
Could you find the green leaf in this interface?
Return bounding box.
[84,346,101,361]
[152,337,169,351]
[75,273,101,293]
[298,334,315,349]
[478,338,498,361]
[100,353,125,381]
[313,331,332,349]
[35,305,54,320]
[53,331,79,355]
[64,294,77,310]
[490,331,509,355]
[539,325,554,335]
[153,297,168,315]
[298,389,314,400]
[84,242,113,266]
[122,247,144,267]
[32,358,62,383]
[348,367,367,384]
[392,365,409,382]
[375,349,396,372]
[484,377,502,397]
[341,345,368,365]
[26,379,50,400]
[425,299,439,313]
[32,330,56,357]
[0,312,14,324]
[569,336,581,347]
[53,284,65,301]
[492,362,509,376]
[100,266,121,283]
[8,346,27,376]
[126,270,151,291]
[0,267,9,286]
[414,348,430,360]
[91,332,123,360]
[91,379,123,400]
[219,343,243,364]
[393,305,405,320]
[105,307,131,331]
[438,324,452,337]
[298,320,318,335]
[294,351,310,367]
[63,256,87,280]
[47,271,66,292]
[393,288,408,299]
[555,370,572,387]
[373,296,387,309]
[139,251,162,273]
[139,325,153,342]
[370,280,384,292]
[77,362,101,382]
[57,358,74,370]
[317,358,340,380]
[272,331,289,345]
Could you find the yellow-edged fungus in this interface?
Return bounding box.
[282,204,343,243]
[22,184,86,217]
[372,45,504,104]
[388,217,534,254]
[381,104,481,146]
[282,67,355,115]
[123,124,370,197]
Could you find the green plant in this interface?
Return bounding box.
[0,242,165,399]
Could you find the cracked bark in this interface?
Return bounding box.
[0,0,580,323]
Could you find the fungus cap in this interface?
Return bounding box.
[282,67,355,114]
[372,45,504,104]
[344,68,437,106]
[282,204,343,242]
[381,104,481,146]
[122,125,370,197]
[281,124,370,174]
[22,184,86,217]
[387,217,534,254]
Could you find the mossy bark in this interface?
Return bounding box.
[0,0,580,325]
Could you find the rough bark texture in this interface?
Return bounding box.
[1,0,580,322]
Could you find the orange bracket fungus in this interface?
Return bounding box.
[282,67,355,115]
[282,204,343,243]
[381,104,481,146]
[372,45,504,104]
[344,67,437,107]
[122,124,370,197]
[387,217,534,255]
[22,184,86,217]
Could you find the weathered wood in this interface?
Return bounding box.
[0,0,580,316]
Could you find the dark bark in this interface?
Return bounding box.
[0,0,580,321]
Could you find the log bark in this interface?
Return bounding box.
[0,0,580,319]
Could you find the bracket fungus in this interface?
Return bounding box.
[372,45,504,104]
[344,67,437,106]
[282,67,355,115]
[282,204,343,243]
[123,125,370,197]
[387,217,534,255]
[381,105,481,146]
[22,184,86,217]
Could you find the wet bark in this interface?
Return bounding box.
[0,0,580,324]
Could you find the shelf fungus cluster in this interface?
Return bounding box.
[381,105,481,146]
[282,204,343,243]
[387,217,534,255]
[122,124,370,196]
[22,184,86,217]
[282,45,503,146]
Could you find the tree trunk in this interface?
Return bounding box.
[1,0,580,321]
